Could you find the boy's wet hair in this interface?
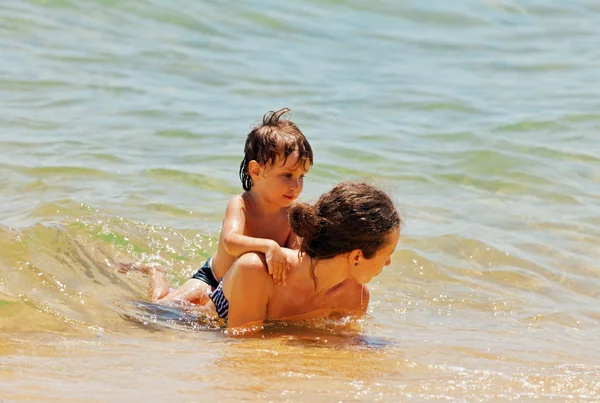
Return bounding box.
[239,108,313,191]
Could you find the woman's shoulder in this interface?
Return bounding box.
[237,252,266,268]
[228,253,273,288]
[222,253,274,310]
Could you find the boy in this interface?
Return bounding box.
[120,108,313,305]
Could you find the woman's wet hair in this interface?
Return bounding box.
[239,108,313,191]
[290,182,402,261]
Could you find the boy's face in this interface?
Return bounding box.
[254,152,309,207]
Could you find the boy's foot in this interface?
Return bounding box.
[119,262,165,275]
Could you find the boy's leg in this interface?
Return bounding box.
[120,262,169,302]
[120,262,212,305]
[156,278,212,305]
[148,266,169,302]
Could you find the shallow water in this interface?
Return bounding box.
[1,0,600,401]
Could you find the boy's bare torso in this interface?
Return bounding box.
[211,195,291,280]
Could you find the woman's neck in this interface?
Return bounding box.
[297,254,350,295]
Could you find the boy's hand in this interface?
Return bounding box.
[265,242,291,285]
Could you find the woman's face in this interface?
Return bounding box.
[351,227,401,284]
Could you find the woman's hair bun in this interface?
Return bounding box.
[289,202,320,240]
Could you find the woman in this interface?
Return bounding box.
[124,181,402,333]
[209,181,402,332]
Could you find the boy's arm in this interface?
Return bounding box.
[221,196,290,283]
[221,196,277,256]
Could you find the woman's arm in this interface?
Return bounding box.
[223,253,274,333]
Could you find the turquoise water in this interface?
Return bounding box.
[1,0,600,401]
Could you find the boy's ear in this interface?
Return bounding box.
[248,160,262,179]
